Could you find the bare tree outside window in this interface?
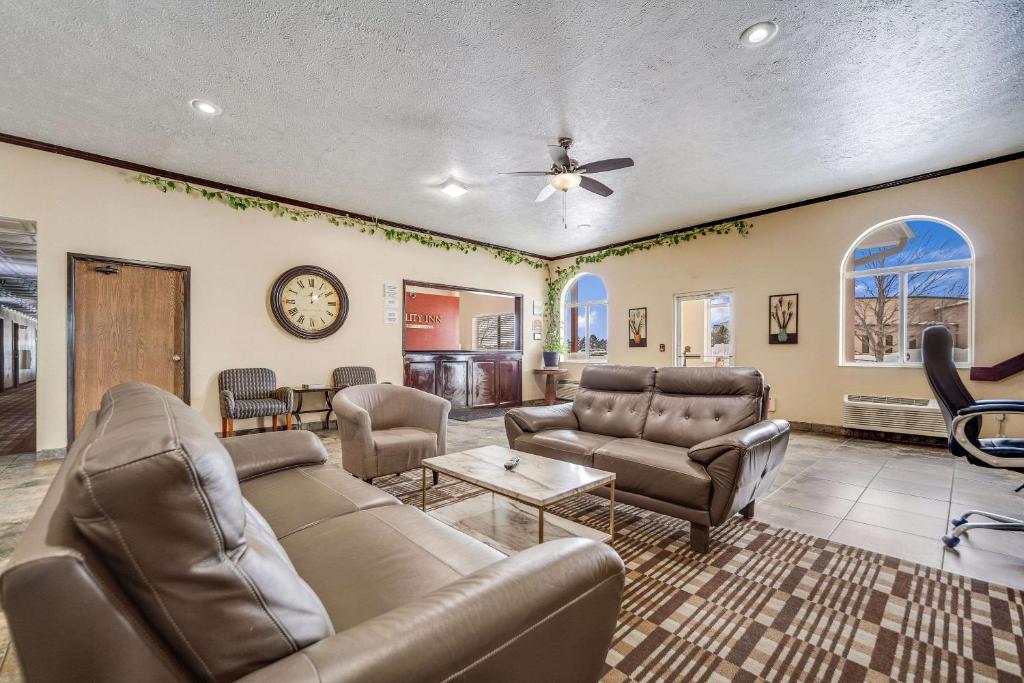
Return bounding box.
[844,219,972,365]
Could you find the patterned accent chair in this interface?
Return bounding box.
[218,368,294,436]
[332,366,378,388]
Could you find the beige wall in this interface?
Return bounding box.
[0,142,546,450]
[556,159,1024,428]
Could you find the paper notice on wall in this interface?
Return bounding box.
[383,296,399,309]
[383,283,399,298]
[384,309,399,324]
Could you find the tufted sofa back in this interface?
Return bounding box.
[643,367,765,448]
[574,365,655,437]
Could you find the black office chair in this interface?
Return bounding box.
[921,326,1024,548]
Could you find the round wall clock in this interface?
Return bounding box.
[270,265,349,339]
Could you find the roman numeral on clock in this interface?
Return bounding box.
[285,299,295,304]
[328,301,337,306]
[288,307,298,316]
[297,314,305,324]
[308,278,315,287]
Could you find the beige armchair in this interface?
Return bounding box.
[333,383,450,482]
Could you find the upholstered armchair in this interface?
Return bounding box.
[218,368,294,436]
[332,365,378,387]
[332,384,450,482]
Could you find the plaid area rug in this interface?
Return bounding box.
[375,471,1024,682]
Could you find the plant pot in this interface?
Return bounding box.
[633,334,642,344]
[542,351,559,368]
[777,330,788,342]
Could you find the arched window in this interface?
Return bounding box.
[563,273,608,360]
[841,217,973,366]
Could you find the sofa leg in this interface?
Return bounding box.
[690,523,710,553]
[740,501,755,519]
[432,470,440,486]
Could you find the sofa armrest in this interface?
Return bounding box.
[507,403,578,433]
[402,390,452,454]
[220,430,328,481]
[235,538,624,683]
[271,386,295,412]
[689,420,790,525]
[219,389,236,419]
[332,393,375,462]
[687,419,790,465]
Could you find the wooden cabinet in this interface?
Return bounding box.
[404,353,521,408]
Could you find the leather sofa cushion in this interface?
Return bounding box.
[241,464,399,538]
[67,383,333,682]
[373,427,437,474]
[643,367,764,448]
[513,429,617,466]
[573,365,655,438]
[593,439,711,509]
[281,505,504,631]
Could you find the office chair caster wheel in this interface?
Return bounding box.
[941,535,960,548]
[951,517,967,527]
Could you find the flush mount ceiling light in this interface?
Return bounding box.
[740,21,778,46]
[189,98,222,115]
[577,223,592,231]
[440,178,468,198]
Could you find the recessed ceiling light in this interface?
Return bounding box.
[577,223,592,231]
[189,98,222,115]
[440,178,468,198]
[740,21,778,46]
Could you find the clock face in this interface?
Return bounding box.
[270,266,349,339]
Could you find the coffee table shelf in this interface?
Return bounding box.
[422,445,615,553]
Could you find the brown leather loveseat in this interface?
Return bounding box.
[1,383,624,682]
[506,365,789,552]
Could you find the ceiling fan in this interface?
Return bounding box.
[501,137,634,202]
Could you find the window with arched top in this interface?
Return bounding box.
[563,273,608,360]
[841,216,973,366]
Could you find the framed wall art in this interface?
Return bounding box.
[628,307,647,348]
[769,293,798,344]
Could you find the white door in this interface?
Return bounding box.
[673,290,734,367]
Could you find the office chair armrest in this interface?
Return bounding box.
[957,403,1024,416]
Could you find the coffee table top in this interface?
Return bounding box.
[423,445,614,508]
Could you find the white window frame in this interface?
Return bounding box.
[561,273,609,363]
[672,289,735,367]
[838,215,975,369]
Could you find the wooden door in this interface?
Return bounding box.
[69,255,189,439]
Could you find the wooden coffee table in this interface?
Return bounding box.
[421,445,615,554]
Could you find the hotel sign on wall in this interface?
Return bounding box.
[405,313,441,329]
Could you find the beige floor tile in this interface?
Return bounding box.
[845,501,948,537]
[829,520,944,568]
[867,474,951,501]
[782,474,866,501]
[753,500,842,539]
[801,461,880,486]
[857,488,950,518]
[876,463,954,487]
[941,545,1024,591]
[765,487,857,517]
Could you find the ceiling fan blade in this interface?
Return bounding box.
[535,184,556,202]
[500,171,552,176]
[579,176,613,197]
[579,158,634,174]
[548,145,571,167]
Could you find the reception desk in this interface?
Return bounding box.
[403,351,522,409]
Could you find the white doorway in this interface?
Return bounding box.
[673,290,734,367]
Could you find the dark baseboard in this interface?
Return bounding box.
[788,420,947,448]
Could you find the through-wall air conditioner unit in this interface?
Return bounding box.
[842,394,947,438]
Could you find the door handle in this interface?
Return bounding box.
[172,354,182,363]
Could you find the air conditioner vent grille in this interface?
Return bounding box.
[843,394,946,437]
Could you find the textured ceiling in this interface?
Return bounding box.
[1,1,1022,257]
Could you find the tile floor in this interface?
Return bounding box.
[1,421,1023,679]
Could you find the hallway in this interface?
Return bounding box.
[0,382,35,457]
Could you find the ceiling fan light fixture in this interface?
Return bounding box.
[740,21,778,46]
[549,172,582,192]
[440,178,468,198]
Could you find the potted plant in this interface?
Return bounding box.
[542,326,567,368]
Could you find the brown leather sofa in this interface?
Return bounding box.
[506,365,789,552]
[1,383,624,683]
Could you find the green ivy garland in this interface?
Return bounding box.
[132,172,752,351]
[542,220,752,352]
[133,174,546,269]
